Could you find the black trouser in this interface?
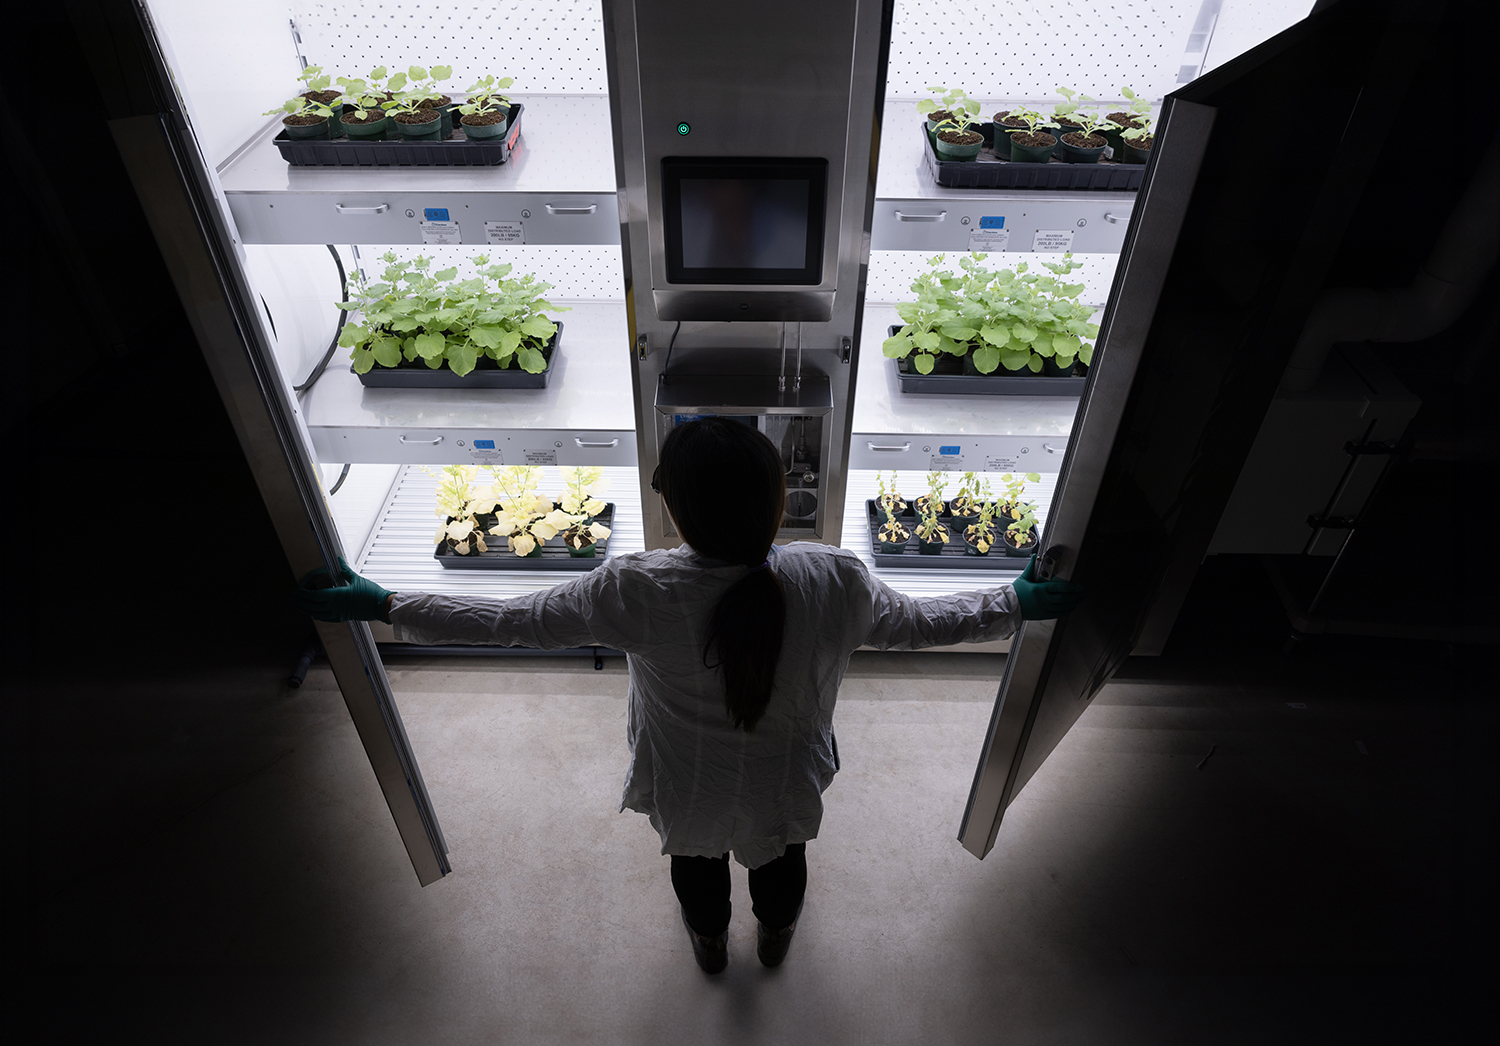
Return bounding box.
[671,844,807,937]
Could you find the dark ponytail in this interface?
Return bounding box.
[657,418,787,731]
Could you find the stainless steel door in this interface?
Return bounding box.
[87,0,449,884]
[957,0,1418,857]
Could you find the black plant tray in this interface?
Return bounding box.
[354,324,560,389]
[274,103,523,167]
[435,502,614,571]
[865,501,1032,571]
[922,122,1144,191]
[888,327,1085,396]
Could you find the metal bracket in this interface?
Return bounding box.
[840,336,852,364]
[636,334,648,361]
[1034,545,1064,581]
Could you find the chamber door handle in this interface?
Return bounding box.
[334,202,390,215]
[546,203,598,215]
[574,438,620,448]
[1042,443,1062,454]
[398,434,444,445]
[1103,212,1126,224]
[866,441,912,452]
[894,210,946,222]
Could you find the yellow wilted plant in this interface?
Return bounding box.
[427,464,500,555]
[487,465,576,556]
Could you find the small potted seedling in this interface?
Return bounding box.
[428,465,500,556]
[1003,501,1041,557]
[1049,86,1090,150]
[1057,109,1118,164]
[948,472,981,530]
[1102,86,1152,159]
[964,483,1001,556]
[875,470,908,522]
[997,472,1040,527]
[458,75,515,140]
[487,465,574,557]
[1120,115,1156,165]
[878,516,912,553]
[409,64,456,136]
[999,107,1057,164]
[384,86,443,141]
[915,504,949,555]
[558,465,612,556]
[914,470,949,520]
[917,86,977,149]
[990,109,1030,160]
[932,99,986,162]
[335,76,390,141]
[264,83,336,141]
[297,65,341,107]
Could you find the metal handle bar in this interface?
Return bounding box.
[398,435,444,445]
[574,438,620,448]
[866,441,912,451]
[894,210,946,222]
[546,204,598,215]
[334,203,390,215]
[1103,212,1126,224]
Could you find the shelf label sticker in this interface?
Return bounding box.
[424,208,450,221]
[929,452,964,470]
[467,438,503,464]
[968,227,1010,252]
[985,456,1019,471]
[485,220,524,244]
[420,220,461,244]
[1032,229,1074,252]
[523,448,558,466]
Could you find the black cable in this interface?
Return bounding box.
[294,244,350,393]
[660,320,682,384]
[327,462,352,496]
[260,294,277,338]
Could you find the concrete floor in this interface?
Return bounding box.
[18,640,1496,1044]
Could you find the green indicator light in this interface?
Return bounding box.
[677,121,691,135]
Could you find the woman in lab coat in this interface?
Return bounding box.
[300,417,1082,973]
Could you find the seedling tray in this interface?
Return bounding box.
[435,502,614,571]
[922,123,1144,191]
[274,103,523,167]
[889,327,1085,396]
[354,324,561,389]
[865,501,1032,571]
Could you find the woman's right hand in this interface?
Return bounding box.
[1011,556,1084,620]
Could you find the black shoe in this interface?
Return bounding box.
[681,909,728,974]
[756,901,804,967]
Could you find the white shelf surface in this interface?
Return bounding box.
[219,95,621,245]
[343,465,1052,613]
[300,301,637,465]
[871,101,1136,253]
[851,305,1078,470]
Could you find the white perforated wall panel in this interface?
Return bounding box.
[866,250,1118,305]
[355,245,626,300]
[289,1,608,92]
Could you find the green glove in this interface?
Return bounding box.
[297,557,394,623]
[1012,555,1084,620]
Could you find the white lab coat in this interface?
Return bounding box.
[389,542,1021,867]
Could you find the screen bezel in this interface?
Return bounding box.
[661,157,828,286]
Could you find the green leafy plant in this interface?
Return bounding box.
[917,85,979,126]
[1114,86,1152,127]
[407,63,454,104]
[915,504,948,545]
[1121,113,1156,145]
[297,64,336,100]
[1006,501,1040,547]
[460,75,515,119]
[559,466,610,517]
[999,472,1041,518]
[875,470,906,520]
[427,464,501,555]
[337,252,567,377]
[1001,105,1055,141]
[334,76,387,122]
[1051,86,1098,128]
[884,253,1100,375]
[950,471,981,517]
[486,466,576,557]
[263,89,334,122]
[964,479,1002,552]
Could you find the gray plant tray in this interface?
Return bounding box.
[923,122,1145,190]
[889,327,1085,396]
[866,501,1033,571]
[274,103,523,167]
[435,502,613,571]
[354,324,561,389]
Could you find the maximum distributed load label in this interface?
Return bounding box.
[1032,229,1074,252]
[485,221,524,244]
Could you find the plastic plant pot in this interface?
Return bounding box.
[918,531,948,555]
[1003,529,1039,558]
[878,524,911,554]
[991,116,1028,159]
[1049,121,1083,156]
[1058,134,1108,164]
[963,525,996,556]
[394,110,442,141]
[1007,134,1057,163]
[1043,356,1077,377]
[461,109,510,140]
[934,132,984,161]
[876,496,907,523]
[923,112,952,148]
[1124,139,1153,165]
[913,496,946,519]
[568,543,597,558]
[282,116,330,140]
[1100,117,1144,158]
[340,113,388,140]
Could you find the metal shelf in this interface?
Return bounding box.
[219,95,620,246]
[871,101,1136,253]
[850,306,1079,471]
[300,301,636,465]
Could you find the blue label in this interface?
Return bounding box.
[939,445,961,455]
[473,439,495,449]
[979,216,1005,229]
[424,207,450,221]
